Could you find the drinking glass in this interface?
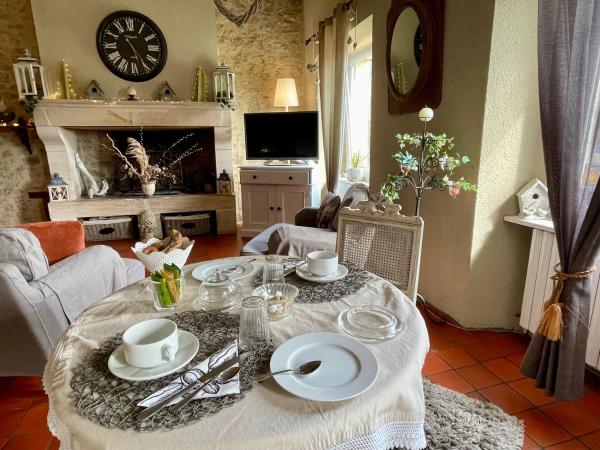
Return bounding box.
[239,296,270,350]
[263,255,285,285]
[151,277,184,311]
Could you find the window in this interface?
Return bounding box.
[339,16,373,196]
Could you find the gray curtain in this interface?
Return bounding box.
[521,0,600,400]
[318,3,349,193]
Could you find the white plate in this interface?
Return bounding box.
[295,263,349,283]
[270,332,378,401]
[108,330,199,381]
[191,259,255,282]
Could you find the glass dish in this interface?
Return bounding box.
[253,283,298,320]
[194,270,239,311]
[337,305,403,342]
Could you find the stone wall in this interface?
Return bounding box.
[0,0,50,226]
[216,0,306,219]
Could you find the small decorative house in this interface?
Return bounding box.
[156,81,177,101]
[48,173,70,202]
[85,80,105,100]
[217,170,233,194]
[516,178,550,219]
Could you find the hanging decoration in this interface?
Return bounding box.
[60,60,78,99]
[192,67,209,102]
[213,0,263,27]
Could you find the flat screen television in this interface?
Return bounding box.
[244,111,319,160]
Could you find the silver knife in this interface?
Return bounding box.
[136,355,241,422]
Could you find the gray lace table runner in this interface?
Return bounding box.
[252,258,373,304]
[71,311,272,431]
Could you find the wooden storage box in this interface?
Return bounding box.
[82,216,135,241]
[162,213,212,237]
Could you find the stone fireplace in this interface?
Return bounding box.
[33,99,236,235]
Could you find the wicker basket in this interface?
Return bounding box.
[82,217,135,241]
[162,213,211,237]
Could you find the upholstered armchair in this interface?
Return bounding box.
[241,184,370,257]
[0,222,144,376]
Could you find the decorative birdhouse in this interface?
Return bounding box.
[13,49,49,101]
[156,81,177,101]
[217,170,233,194]
[213,63,235,109]
[516,178,550,219]
[48,173,70,202]
[85,80,105,100]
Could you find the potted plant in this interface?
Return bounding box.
[347,152,367,181]
[381,110,476,216]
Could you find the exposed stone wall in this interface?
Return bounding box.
[216,0,306,220]
[0,0,50,226]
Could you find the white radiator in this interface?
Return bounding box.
[512,216,600,371]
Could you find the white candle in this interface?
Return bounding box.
[418,106,434,122]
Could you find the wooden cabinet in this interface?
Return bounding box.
[505,215,600,371]
[240,166,320,237]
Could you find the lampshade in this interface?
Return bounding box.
[274,78,299,111]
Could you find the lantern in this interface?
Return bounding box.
[48,173,70,202]
[217,170,233,194]
[213,62,235,108]
[13,49,49,101]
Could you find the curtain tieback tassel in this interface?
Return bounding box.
[537,264,596,341]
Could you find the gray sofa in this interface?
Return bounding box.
[241,184,370,257]
[0,228,144,375]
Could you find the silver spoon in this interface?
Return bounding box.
[252,360,321,382]
[171,365,240,413]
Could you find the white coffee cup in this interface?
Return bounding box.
[306,250,338,276]
[122,319,179,368]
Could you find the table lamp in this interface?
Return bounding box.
[274,78,298,112]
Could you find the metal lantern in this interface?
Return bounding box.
[213,62,236,108]
[48,173,70,202]
[13,49,49,101]
[217,169,233,194]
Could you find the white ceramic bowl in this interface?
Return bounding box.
[132,237,194,273]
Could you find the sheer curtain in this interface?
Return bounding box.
[318,3,349,193]
[520,0,600,400]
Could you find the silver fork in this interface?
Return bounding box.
[223,258,256,273]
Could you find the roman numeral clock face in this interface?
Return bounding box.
[96,11,167,82]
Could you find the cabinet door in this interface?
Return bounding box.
[277,185,310,224]
[242,184,277,230]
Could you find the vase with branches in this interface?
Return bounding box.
[381,107,476,216]
[347,151,367,182]
[103,132,202,196]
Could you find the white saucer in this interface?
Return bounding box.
[295,263,349,283]
[270,332,378,401]
[192,258,255,282]
[108,330,199,381]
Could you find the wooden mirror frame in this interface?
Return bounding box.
[386,0,444,115]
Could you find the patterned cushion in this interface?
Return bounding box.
[316,193,341,228]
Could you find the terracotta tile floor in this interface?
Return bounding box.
[2,232,600,449]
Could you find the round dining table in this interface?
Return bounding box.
[43,256,429,450]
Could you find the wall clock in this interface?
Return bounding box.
[96,10,167,82]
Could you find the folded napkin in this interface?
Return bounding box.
[138,341,240,408]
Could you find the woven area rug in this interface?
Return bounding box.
[419,379,524,450]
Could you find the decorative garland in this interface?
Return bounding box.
[213,0,263,27]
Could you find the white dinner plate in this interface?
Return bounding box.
[191,258,255,282]
[295,263,349,283]
[108,330,199,381]
[270,332,378,401]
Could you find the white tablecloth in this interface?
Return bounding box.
[44,257,429,450]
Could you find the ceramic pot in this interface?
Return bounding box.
[141,181,156,197]
[347,167,362,182]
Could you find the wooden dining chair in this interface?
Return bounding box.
[335,200,424,302]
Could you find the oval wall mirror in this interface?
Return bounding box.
[390,7,421,95]
[386,0,444,115]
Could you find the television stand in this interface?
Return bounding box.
[263,160,309,166]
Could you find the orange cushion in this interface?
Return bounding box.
[17,221,85,264]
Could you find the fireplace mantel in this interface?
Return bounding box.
[33,99,236,235]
